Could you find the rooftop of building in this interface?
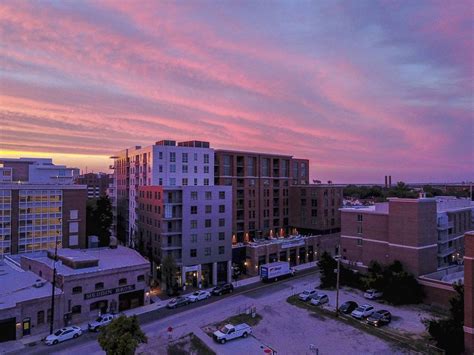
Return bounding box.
[341,196,474,214]
[17,246,149,276]
[291,183,346,188]
[234,234,318,249]
[0,183,87,189]
[0,259,61,310]
[215,148,293,158]
[419,265,464,284]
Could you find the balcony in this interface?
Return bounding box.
[437,221,454,230]
[437,245,457,258]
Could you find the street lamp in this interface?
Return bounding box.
[49,218,61,334]
[335,245,341,317]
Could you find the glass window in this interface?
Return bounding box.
[95,282,104,290]
[72,305,81,314]
[137,275,145,282]
[119,278,127,286]
[190,249,197,257]
[72,286,82,294]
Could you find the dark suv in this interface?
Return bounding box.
[211,283,234,296]
[339,301,358,314]
[367,310,392,327]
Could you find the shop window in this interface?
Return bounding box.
[72,305,82,314]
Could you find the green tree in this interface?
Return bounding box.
[86,195,113,247]
[318,252,337,288]
[98,315,147,355]
[387,181,417,198]
[426,284,464,355]
[162,254,178,294]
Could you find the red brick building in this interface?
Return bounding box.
[74,172,111,199]
[340,197,473,276]
[289,184,343,236]
[214,150,309,242]
[465,231,474,354]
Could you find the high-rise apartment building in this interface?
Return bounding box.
[137,185,232,288]
[0,158,87,256]
[340,196,474,276]
[214,150,309,242]
[114,140,214,246]
[289,184,344,235]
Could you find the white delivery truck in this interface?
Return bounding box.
[213,323,252,344]
[260,261,295,282]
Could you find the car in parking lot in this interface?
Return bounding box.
[167,296,190,309]
[367,310,392,327]
[339,301,358,314]
[44,326,82,345]
[309,293,329,306]
[212,283,234,296]
[88,313,116,332]
[298,289,318,301]
[351,304,375,319]
[364,289,383,300]
[187,290,211,302]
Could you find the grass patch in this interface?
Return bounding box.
[286,295,443,354]
[167,333,216,355]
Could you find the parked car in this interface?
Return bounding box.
[298,289,318,301]
[88,314,116,332]
[364,289,383,300]
[339,301,358,314]
[213,323,252,344]
[167,296,190,309]
[367,310,392,327]
[187,290,211,302]
[351,304,375,319]
[212,283,234,296]
[309,293,329,306]
[44,326,82,345]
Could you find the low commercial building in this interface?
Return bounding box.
[234,234,339,277]
[137,185,233,289]
[0,260,62,343]
[340,196,473,276]
[19,246,150,324]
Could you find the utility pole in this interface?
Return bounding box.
[49,218,61,334]
[335,245,341,317]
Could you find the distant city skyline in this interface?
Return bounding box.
[1,1,472,183]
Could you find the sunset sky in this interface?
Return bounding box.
[1,1,472,183]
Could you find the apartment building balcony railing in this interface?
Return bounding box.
[437,245,457,258]
[438,231,462,243]
[437,221,454,230]
[163,213,182,220]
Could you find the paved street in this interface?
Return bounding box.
[13,269,415,355]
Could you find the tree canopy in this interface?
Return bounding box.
[98,315,147,355]
[86,195,113,247]
[426,284,464,355]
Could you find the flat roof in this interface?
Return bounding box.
[237,234,318,248]
[0,260,60,310]
[20,246,149,276]
[0,184,86,189]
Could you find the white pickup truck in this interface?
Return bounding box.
[213,323,252,344]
